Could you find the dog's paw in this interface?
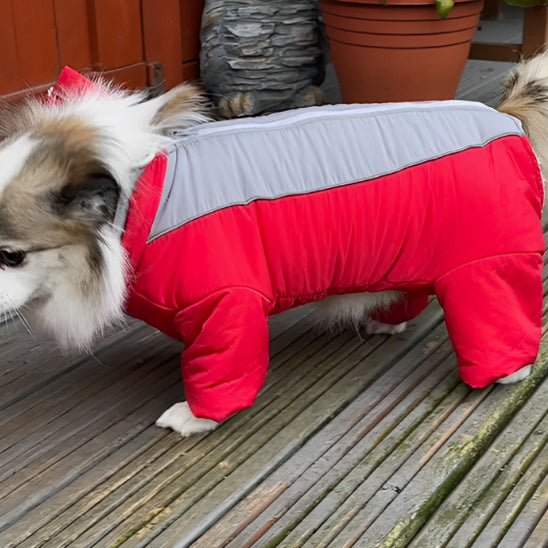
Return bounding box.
[366,320,407,336]
[496,365,532,385]
[156,402,219,437]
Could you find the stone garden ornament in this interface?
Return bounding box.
[200,0,328,118]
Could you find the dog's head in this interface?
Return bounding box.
[0,70,209,350]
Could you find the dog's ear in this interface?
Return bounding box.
[146,82,211,136]
[56,173,120,223]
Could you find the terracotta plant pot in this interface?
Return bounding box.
[320,0,484,103]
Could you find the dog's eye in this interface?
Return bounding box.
[0,249,26,268]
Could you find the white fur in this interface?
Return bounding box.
[35,230,128,351]
[496,365,532,384]
[366,320,407,335]
[0,264,43,315]
[19,83,210,199]
[0,136,36,195]
[0,80,210,351]
[48,96,155,197]
[156,402,219,436]
[0,228,127,351]
[310,290,403,332]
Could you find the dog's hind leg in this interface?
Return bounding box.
[497,365,532,384]
[366,319,408,335]
[434,253,543,388]
[367,292,429,335]
[311,291,403,333]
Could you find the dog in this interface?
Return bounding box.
[0,54,547,437]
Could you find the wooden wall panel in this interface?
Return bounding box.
[180,0,205,81]
[142,0,183,90]
[0,0,58,94]
[0,0,20,94]
[99,63,149,90]
[523,6,548,57]
[180,0,204,62]
[89,0,143,69]
[0,0,203,98]
[54,0,93,70]
[12,0,58,85]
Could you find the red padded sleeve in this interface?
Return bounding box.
[173,288,272,422]
[434,253,543,388]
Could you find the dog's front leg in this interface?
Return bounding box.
[156,402,219,437]
[159,288,271,437]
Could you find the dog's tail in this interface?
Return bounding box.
[498,51,548,173]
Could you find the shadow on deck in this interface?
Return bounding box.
[1,10,548,548]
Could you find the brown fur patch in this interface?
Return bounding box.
[0,116,109,251]
[151,83,209,133]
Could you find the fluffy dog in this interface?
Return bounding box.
[0,56,546,437]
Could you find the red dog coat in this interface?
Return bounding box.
[54,69,546,422]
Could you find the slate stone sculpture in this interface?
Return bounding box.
[200,0,327,118]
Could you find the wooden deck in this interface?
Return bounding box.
[2,10,548,548]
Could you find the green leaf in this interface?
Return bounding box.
[435,0,454,17]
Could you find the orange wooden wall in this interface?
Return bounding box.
[0,0,204,99]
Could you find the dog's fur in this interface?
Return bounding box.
[0,81,209,350]
[0,54,547,436]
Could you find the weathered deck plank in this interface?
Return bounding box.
[204,333,461,547]
[410,372,548,547]
[2,311,317,546]
[353,357,548,548]
[151,306,444,548]
[523,506,548,548]
[470,432,548,547]
[92,307,441,546]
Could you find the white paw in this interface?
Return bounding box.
[156,402,219,437]
[496,365,532,385]
[366,320,407,336]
